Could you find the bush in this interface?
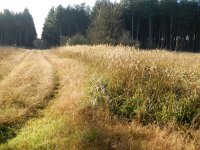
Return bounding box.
[68,34,89,45]
[119,31,140,48]
[33,39,49,49]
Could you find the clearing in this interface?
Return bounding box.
[0,46,199,150]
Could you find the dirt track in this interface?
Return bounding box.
[0,49,87,149]
[0,50,54,126]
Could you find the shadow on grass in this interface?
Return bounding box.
[0,126,16,144]
[0,71,60,145]
[77,106,147,150]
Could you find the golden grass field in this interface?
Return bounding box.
[0,46,199,150]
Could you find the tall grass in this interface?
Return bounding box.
[0,51,55,144]
[52,45,200,149]
[0,47,26,80]
[0,51,54,125]
[57,45,200,126]
[0,51,88,149]
[1,46,200,149]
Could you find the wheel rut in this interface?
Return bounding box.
[0,51,30,82]
[0,50,58,144]
[0,49,88,149]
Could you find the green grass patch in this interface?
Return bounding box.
[88,73,200,126]
[0,115,78,150]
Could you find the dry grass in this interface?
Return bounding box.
[77,105,200,150]
[0,51,88,149]
[54,45,200,149]
[57,45,200,124]
[0,51,54,126]
[0,47,28,80]
[0,50,55,145]
[0,47,15,60]
[1,45,200,150]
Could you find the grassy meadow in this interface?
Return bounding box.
[0,46,199,150]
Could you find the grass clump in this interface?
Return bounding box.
[88,73,200,126]
[81,128,103,143]
[0,116,74,150]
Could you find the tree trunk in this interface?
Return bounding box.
[26,30,28,46]
[19,30,22,46]
[170,14,173,49]
[192,25,195,51]
[76,23,79,33]
[68,24,70,36]
[4,30,7,45]
[161,17,165,49]
[136,19,140,41]
[198,37,200,50]
[131,11,134,39]
[0,33,1,44]
[59,25,61,45]
[149,17,152,48]
[158,16,162,48]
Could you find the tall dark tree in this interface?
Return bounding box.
[0,8,37,47]
[41,0,200,51]
[88,0,123,44]
[120,0,200,51]
[22,8,37,47]
[42,4,90,47]
[42,7,59,46]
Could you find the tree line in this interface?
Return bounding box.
[42,4,90,46]
[42,0,200,51]
[121,0,200,51]
[0,0,200,51]
[0,8,37,47]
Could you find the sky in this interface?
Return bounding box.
[0,0,118,38]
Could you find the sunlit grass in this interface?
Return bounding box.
[0,51,88,149]
[0,51,54,127]
[1,46,200,150]
[0,47,27,81]
[56,45,200,126]
[54,45,200,149]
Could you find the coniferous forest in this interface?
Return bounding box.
[1,0,200,51]
[0,8,37,47]
[42,0,200,51]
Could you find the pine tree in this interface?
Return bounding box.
[42,7,59,46]
[42,4,90,47]
[0,8,36,47]
[88,0,123,44]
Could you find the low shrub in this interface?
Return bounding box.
[68,34,89,45]
[119,31,141,48]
